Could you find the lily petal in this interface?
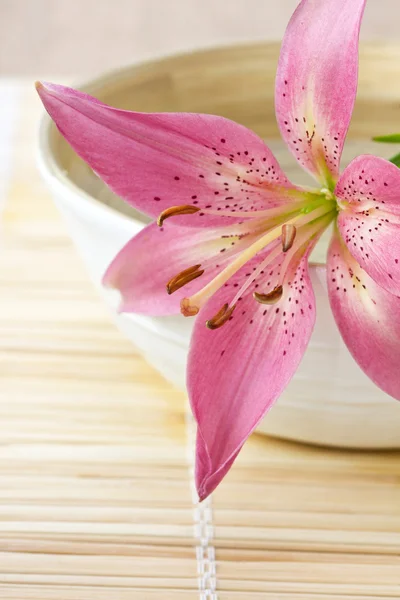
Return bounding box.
[36,81,304,227]
[336,156,400,295]
[188,250,316,500]
[336,155,400,215]
[103,220,269,315]
[328,230,400,401]
[275,0,366,186]
[195,432,241,502]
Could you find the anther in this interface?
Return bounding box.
[206,303,236,330]
[157,205,200,226]
[253,285,283,305]
[166,264,204,295]
[281,224,296,252]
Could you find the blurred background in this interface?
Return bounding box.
[1,0,400,78]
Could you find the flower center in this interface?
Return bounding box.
[176,198,336,320]
[320,187,335,202]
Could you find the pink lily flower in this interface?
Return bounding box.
[36,0,400,501]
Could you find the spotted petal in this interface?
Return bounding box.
[328,230,400,401]
[275,0,366,186]
[336,155,400,295]
[36,81,305,228]
[188,251,316,500]
[103,220,269,315]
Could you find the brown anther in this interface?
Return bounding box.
[253,285,283,305]
[206,303,236,330]
[166,264,204,295]
[281,224,297,253]
[180,298,200,317]
[157,205,200,227]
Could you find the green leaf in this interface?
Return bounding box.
[389,152,400,167]
[372,133,400,143]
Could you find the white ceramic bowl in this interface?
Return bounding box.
[37,44,400,448]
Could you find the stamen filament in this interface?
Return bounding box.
[181,203,334,315]
[229,244,282,307]
[255,211,335,301]
[240,214,330,309]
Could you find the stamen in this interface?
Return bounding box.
[281,224,297,252]
[157,205,200,226]
[206,303,236,330]
[254,211,335,306]
[254,285,283,305]
[180,204,336,316]
[166,264,204,295]
[229,244,282,308]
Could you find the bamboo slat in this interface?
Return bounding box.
[1,48,400,598]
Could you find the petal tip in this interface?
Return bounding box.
[35,80,53,95]
[35,81,67,102]
[196,480,211,503]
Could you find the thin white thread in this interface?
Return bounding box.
[185,410,218,600]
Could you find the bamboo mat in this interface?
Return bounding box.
[1,80,400,600]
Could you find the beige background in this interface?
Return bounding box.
[1,0,399,78]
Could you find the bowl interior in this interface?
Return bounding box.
[44,42,399,257]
